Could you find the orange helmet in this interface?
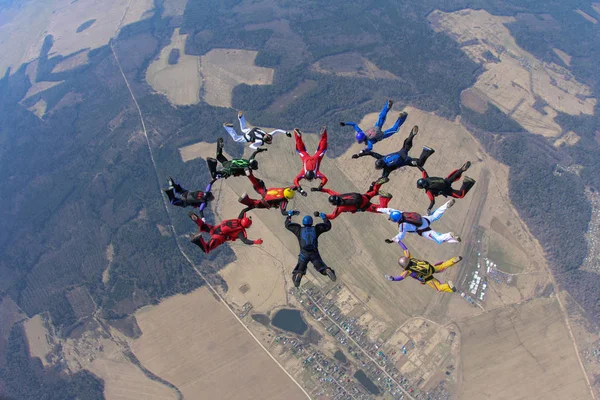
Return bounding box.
[240,215,252,228]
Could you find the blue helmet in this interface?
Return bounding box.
[389,211,402,223]
[302,215,313,226]
[355,131,366,143]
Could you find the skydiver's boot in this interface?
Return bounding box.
[294,128,302,137]
[190,233,209,253]
[292,272,304,288]
[238,193,254,207]
[326,268,337,282]
[398,111,408,120]
[417,146,435,167]
[387,100,394,109]
[163,188,176,202]
[446,199,456,209]
[237,111,243,119]
[223,122,234,128]
[378,190,392,199]
[449,232,461,243]
[409,125,418,138]
[376,177,390,186]
[461,176,476,194]
[447,281,457,292]
[206,157,219,180]
[167,176,175,189]
[461,161,471,172]
[188,211,205,231]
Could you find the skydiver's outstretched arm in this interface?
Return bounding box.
[352,149,383,159]
[279,200,289,216]
[315,213,332,234]
[319,187,339,196]
[293,172,305,193]
[398,240,411,258]
[237,232,262,245]
[285,216,302,236]
[199,181,214,212]
[386,270,410,282]
[376,207,397,216]
[249,141,262,150]
[238,207,252,219]
[390,224,407,243]
[341,122,362,134]
[323,207,342,220]
[268,129,288,137]
[249,147,267,161]
[426,192,436,214]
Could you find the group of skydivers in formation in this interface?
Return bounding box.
[163,101,476,292]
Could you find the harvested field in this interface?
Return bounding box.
[162,0,188,17]
[310,53,398,80]
[429,9,596,138]
[23,314,52,366]
[554,130,581,148]
[457,297,592,400]
[0,0,154,76]
[131,287,308,400]
[146,28,201,106]
[200,49,274,107]
[460,88,489,114]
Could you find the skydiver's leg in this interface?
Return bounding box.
[434,256,462,273]
[451,177,476,198]
[247,175,267,197]
[223,124,245,143]
[315,128,328,157]
[292,254,310,287]
[427,200,454,223]
[216,138,228,164]
[421,230,460,244]
[426,278,454,293]
[164,188,183,207]
[445,168,463,185]
[382,112,407,139]
[416,147,435,168]
[375,100,393,128]
[402,132,415,152]
[238,112,249,131]
[189,212,212,232]
[190,234,210,253]
[206,158,219,180]
[294,130,309,159]
[195,235,225,254]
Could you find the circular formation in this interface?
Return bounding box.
[163,101,477,292]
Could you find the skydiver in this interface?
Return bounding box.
[340,100,407,151]
[206,137,267,180]
[163,177,215,219]
[378,199,461,245]
[223,111,291,149]
[313,178,392,220]
[417,161,476,214]
[188,212,262,254]
[385,240,461,292]
[351,125,435,179]
[285,212,336,288]
[238,174,296,215]
[293,127,329,196]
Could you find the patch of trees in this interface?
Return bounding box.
[168,48,180,65]
[76,19,96,33]
[0,325,104,400]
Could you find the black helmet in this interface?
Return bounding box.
[417,178,428,189]
[328,195,341,206]
[305,170,316,181]
[249,159,259,170]
[375,159,385,170]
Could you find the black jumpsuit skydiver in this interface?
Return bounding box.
[285,215,332,284]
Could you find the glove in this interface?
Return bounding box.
[426,209,432,216]
[319,212,327,220]
[351,154,360,159]
[313,211,320,217]
[339,122,346,127]
[310,187,321,192]
[254,239,263,245]
[257,148,268,153]
[287,210,295,217]
[385,239,394,244]
[385,274,394,281]
[300,190,308,197]
[285,131,292,138]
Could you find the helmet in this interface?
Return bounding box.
[328,195,341,206]
[240,215,253,228]
[375,159,385,170]
[283,188,295,200]
[305,170,316,181]
[355,131,366,143]
[398,256,410,268]
[263,133,273,144]
[416,178,428,189]
[389,211,402,223]
[249,159,259,170]
[302,215,313,226]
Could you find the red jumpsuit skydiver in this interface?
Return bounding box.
[293,127,328,196]
[238,175,296,215]
[188,213,262,254]
[315,179,392,220]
